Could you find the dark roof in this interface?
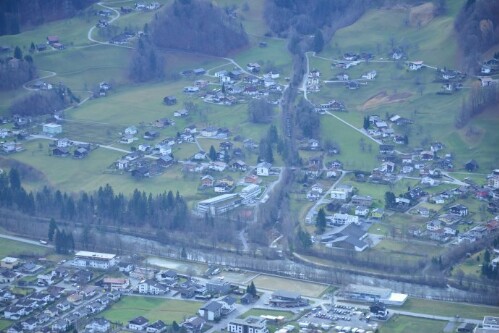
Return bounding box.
[339,224,367,239]
[129,316,149,325]
[201,301,223,312]
[272,290,301,300]
[148,320,166,329]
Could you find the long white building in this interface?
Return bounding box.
[73,251,117,269]
[227,316,268,333]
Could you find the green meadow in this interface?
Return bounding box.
[102,296,202,324]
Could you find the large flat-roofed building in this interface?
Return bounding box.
[73,251,117,269]
[227,316,268,333]
[270,290,308,307]
[239,184,261,202]
[340,284,407,306]
[1,257,20,269]
[196,193,242,216]
[43,123,62,135]
[483,316,499,331]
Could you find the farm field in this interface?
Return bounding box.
[251,275,328,298]
[102,296,202,323]
[380,315,446,333]
[399,298,499,320]
[0,320,12,331]
[240,308,294,320]
[0,237,50,258]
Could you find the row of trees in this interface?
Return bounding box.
[129,36,165,83]
[455,84,499,129]
[0,170,191,231]
[264,0,369,36]
[9,84,78,116]
[0,0,97,36]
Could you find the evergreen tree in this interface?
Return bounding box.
[363,116,370,130]
[209,145,217,161]
[385,191,396,208]
[315,208,326,234]
[312,29,324,53]
[9,168,21,190]
[48,218,57,241]
[297,227,312,248]
[14,46,23,60]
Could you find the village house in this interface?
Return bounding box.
[182,316,206,333]
[362,70,377,80]
[199,301,223,321]
[449,204,468,216]
[138,279,169,295]
[129,316,150,331]
[147,320,167,333]
[103,277,130,291]
[85,318,111,332]
[408,61,423,70]
[256,162,271,176]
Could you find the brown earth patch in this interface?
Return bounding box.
[408,2,435,27]
[362,91,413,110]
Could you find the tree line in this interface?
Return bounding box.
[0,0,97,36]
[9,83,79,117]
[0,169,191,231]
[150,0,248,57]
[0,46,37,90]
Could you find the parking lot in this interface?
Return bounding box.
[300,303,379,333]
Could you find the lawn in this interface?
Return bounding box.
[251,275,328,298]
[0,320,12,331]
[374,239,443,257]
[452,250,483,278]
[380,314,446,333]
[240,308,294,320]
[320,116,378,171]
[339,178,420,207]
[102,296,202,324]
[399,298,499,320]
[0,237,50,258]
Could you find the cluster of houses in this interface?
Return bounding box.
[49,138,94,159]
[0,253,123,333]
[480,57,499,75]
[179,64,283,106]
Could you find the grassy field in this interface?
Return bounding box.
[380,314,446,333]
[339,177,420,207]
[251,275,328,298]
[399,298,499,320]
[320,116,378,170]
[102,296,202,324]
[452,250,483,278]
[0,320,12,331]
[240,308,294,319]
[0,237,50,258]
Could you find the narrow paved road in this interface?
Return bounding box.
[0,233,52,248]
[22,70,57,91]
[87,2,123,45]
[305,170,347,224]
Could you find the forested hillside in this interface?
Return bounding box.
[0,0,97,35]
[151,0,248,56]
[454,0,499,71]
[264,0,370,35]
